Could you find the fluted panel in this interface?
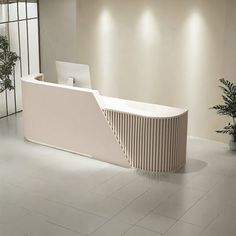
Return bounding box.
[103,109,188,172]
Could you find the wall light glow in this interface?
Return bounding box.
[140,10,156,43]
[99,9,113,34]
[97,9,114,93]
[183,11,206,104]
[184,11,205,77]
[187,12,204,56]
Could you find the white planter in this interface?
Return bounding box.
[229,135,236,151]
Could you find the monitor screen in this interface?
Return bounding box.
[56,61,92,89]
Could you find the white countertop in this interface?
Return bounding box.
[101,96,187,118]
[23,75,187,118]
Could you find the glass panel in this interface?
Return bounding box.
[0,4,8,23]
[0,92,7,118]
[28,19,39,74]
[19,20,29,76]
[7,22,19,114]
[15,68,22,112]
[0,23,7,35]
[0,6,8,117]
[9,22,19,53]
[9,2,17,21]
[6,81,16,114]
[19,1,26,20]
[0,0,39,116]
[27,2,37,18]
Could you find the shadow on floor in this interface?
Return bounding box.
[134,158,207,181]
[177,158,207,174]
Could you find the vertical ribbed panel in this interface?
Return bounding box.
[103,109,188,172]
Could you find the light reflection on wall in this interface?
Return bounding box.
[77,1,229,143]
[97,9,114,93]
[183,11,205,104]
[139,9,156,44]
[137,9,158,100]
[187,12,203,61]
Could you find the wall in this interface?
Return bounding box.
[39,0,236,143]
[39,0,77,83]
[76,0,236,143]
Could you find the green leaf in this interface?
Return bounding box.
[211,78,236,136]
[0,35,20,93]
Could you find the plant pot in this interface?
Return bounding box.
[229,135,236,151]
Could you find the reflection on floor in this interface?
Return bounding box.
[0,113,236,236]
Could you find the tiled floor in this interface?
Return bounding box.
[0,113,236,236]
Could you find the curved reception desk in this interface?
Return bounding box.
[21,74,188,172]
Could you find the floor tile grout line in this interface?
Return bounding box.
[103,188,152,222]
[131,185,211,235]
[2,173,134,221]
[178,178,222,223]
[196,212,222,236]
[129,224,164,235]
[86,178,180,235]
[101,182,181,233]
[121,225,136,236]
[46,220,88,236]
[88,171,140,198]
[40,197,110,220]
[153,193,205,221]
[133,185,182,225]
[1,114,236,236]
[6,191,110,224]
[162,219,202,236]
[87,217,133,236]
[2,169,233,225]
[196,200,236,236]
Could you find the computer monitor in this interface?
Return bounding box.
[56,61,92,89]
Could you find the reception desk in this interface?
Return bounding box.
[21,74,188,172]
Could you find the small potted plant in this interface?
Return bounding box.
[211,78,236,151]
[0,35,20,93]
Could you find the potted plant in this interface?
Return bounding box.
[211,78,236,151]
[0,35,20,93]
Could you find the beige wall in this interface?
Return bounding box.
[77,0,236,143]
[39,0,77,83]
[39,0,236,143]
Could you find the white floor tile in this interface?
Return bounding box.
[124,226,162,236]
[10,191,108,235]
[14,213,84,236]
[164,221,202,236]
[90,170,138,196]
[1,113,236,236]
[184,173,223,192]
[112,187,169,224]
[0,224,25,236]
[91,219,132,236]
[137,212,176,234]
[180,196,226,228]
[68,191,128,218]
[110,178,151,203]
[154,187,206,219]
[0,202,29,224]
[200,205,236,236]
[47,208,107,235]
